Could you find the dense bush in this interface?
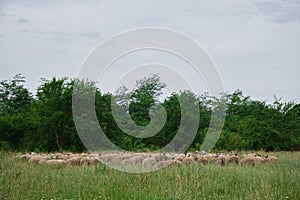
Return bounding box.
[0,74,299,152]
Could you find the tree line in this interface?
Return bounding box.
[0,74,299,152]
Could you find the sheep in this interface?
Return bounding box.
[151,153,168,162]
[80,152,89,157]
[100,154,120,162]
[175,154,185,162]
[197,156,209,165]
[226,155,240,165]
[28,156,46,164]
[228,151,237,156]
[239,157,255,166]
[264,155,277,163]
[67,157,81,166]
[45,159,67,166]
[199,150,207,156]
[182,156,195,165]
[215,156,226,166]
[14,154,31,160]
[153,160,171,169]
[89,157,100,165]
[56,154,70,160]
[253,155,264,164]
[239,155,264,166]
[169,160,182,167]
[122,156,144,166]
[242,153,256,158]
[153,160,181,169]
[142,157,156,168]
[80,157,100,166]
[203,153,218,162]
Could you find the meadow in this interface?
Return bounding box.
[1,151,300,200]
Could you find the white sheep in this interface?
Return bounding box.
[142,157,156,168]
[67,157,81,166]
[122,155,144,166]
[264,155,277,163]
[45,159,67,166]
[197,156,209,165]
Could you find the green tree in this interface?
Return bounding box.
[0,74,32,115]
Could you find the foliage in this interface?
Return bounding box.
[0,74,299,152]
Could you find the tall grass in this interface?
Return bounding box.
[1,151,300,199]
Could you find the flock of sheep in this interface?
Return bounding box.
[15,150,277,169]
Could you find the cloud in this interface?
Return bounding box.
[253,0,300,23]
[0,0,299,102]
[17,17,29,23]
[80,31,102,39]
[33,30,72,37]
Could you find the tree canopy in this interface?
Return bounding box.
[0,74,299,152]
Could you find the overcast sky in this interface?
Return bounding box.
[0,0,299,103]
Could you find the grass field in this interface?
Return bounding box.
[1,151,300,200]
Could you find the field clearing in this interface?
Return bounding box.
[1,151,300,200]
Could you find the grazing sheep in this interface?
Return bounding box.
[203,153,218,161]
[45,159,67,166]
[228,151,237,156]
[80,153,89,157]
[153,160,181,169]
[142,157,156,168]
[67,157,81,166]
[239,157,255,166]
[226,155,240,164]
[100,154,119,162]
[215,156,226,166]
[253,155,264,164]
[197,156,209,165]
[56,154,70,160]
[182,156,195,165]
[89,157,100,165]
[122,156,144,166]
[151,153,168,162]
[80,157,99,166]
[175,154,185,162]
[264,155,277,163]
[170,160,182,167]
[242,153,256,158]
[28,156,45,164]
[240,155,264,166]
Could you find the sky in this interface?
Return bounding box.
[0,0,299,103]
